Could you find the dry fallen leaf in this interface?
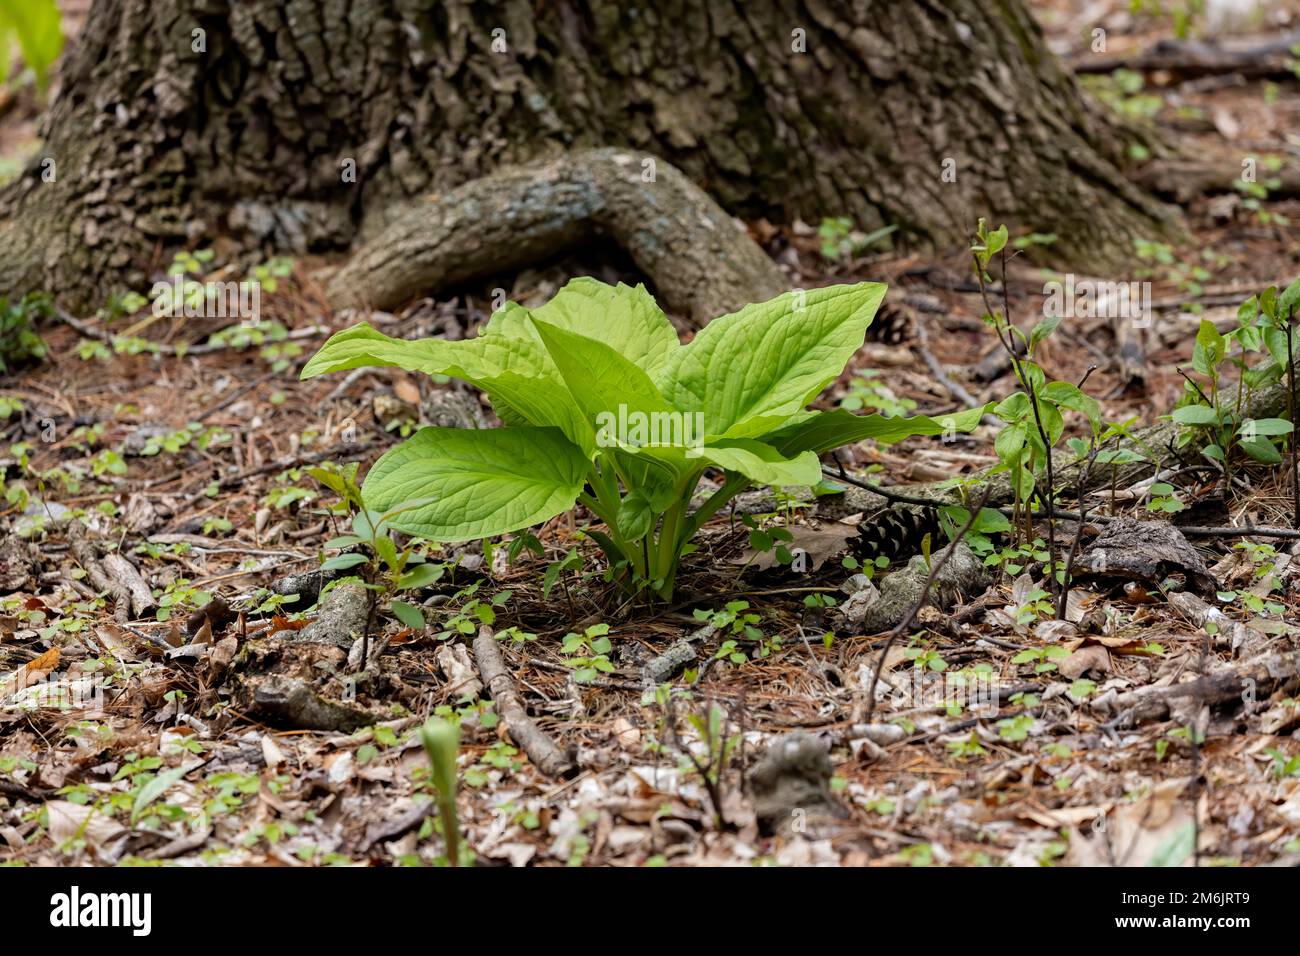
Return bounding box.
[1,646,61,698]
[1067,778,1200,866]
[47,800,128,854]
[435,643,482,698]
[393,376,422,406]
[262,734,287,769]
[1059,644,1111,680]
[731,523,857,572]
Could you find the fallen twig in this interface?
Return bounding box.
[912,317,995,421]
[641,620,718,685]
[822,468,1300,540]
[1071,30,1300,80]
[472,626,575,779]
[863,488,992,725]
[1097,649,1300,727]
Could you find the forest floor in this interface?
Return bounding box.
[2,1,1300,867]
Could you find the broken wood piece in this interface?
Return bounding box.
[100,553,157,619]
[853,542,991,635]
[472,626,574,779]
[1070,30,1300,81]
[641,621,718,685]
[67,524,134,624]
[248,675,378,733]
[360,799,434,853]
[293,581,372,650]
[1072,517,1217,595]
[1096,650,1300,725]
[1135,157,1300,204]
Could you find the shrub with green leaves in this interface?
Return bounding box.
[0,292,52,373]
[303,279,987,599]
[1172,282,1300,472]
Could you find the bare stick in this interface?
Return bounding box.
[820,467,1300,539]
[913,317,986,412]
[863,487,992,725]
[472,626,574,779]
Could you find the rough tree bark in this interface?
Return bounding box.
[0,0,1179,313]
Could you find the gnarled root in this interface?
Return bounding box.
[327,148,787,324]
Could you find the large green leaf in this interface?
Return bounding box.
[301,323,509,381]
[528,317,680,454]
[655,282,886,440]
[765,405,991,458]
[0,0,62,88]
[700,439,821,487]
[523,277,679,375]
[362,426,588,541]
[301,321,594,453]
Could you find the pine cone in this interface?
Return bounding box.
[851,506,941,563]
[864,299,915,346]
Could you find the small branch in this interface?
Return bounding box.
[912,317,989,415]
[1069,29,1300,80]
[472,626,575,780]
[641,621,717,685]
[821,466,1300,540]
[863,487,992,725]
[1176,367,1213,408]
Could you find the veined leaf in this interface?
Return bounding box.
[765,404,990,458]
[301,321,593,453]
[655,283,887,439]
[1171,405,1218,426]
[615,491,656,542]
[529,317,680,455]
[1241,417,1293,437]
[132,765,188,823]
[700,439,821,486]
[301,323,497,380]
[524,277,679,374]
[391,600,426,630]
[362,427,587,541]
[1192,320,1225,377]
[1240,438,1283,465]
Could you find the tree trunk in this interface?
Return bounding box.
[0,0,1180,312]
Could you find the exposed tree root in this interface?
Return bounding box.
[326,149,787,324]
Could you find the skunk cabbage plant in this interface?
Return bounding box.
[303,279,987,598]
